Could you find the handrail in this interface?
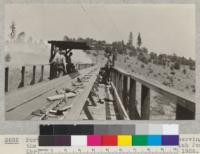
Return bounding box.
[111,67,195,120]
[114,67,195,104]
[111,82,130,120]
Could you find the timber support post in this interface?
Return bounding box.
[30,65,36,85]
[141,85,150,120]
[39,65,44,82]
[129,78,140,119]
[19,66,25,88]
[122,75,128,110]
[5,67,9,92]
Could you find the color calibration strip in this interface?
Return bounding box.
[39,124,179,146]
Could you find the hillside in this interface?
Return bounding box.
[5,42,93,67]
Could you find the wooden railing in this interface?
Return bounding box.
[110,67,195,120]
[5,63,95,93]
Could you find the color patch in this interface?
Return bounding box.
[121,125,135,134]
[53,125,94,135]
[40,125,54,135]
[87,135,102,146]
[94,125,109,134]
[132,135,148,146]
[117,135,132,146]
[107,125,122,135]
[162,135,179,146]
[148,124,163,135]
[71,135,87,146]
[148,135,162,146]
[39,135,54,146]
[163,124,179,135]
[54,135,71,146]
[135,124,148,135]
[102,135,117,146]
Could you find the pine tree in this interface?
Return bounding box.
[127,32,133,47]
[137,32,142,48]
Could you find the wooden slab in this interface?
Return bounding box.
[63,68,100,120]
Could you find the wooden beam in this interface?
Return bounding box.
[111,82,130,120]
[141,85,150,120]
[18,66,25,88]
[129,78,140,120]
[64,67,100,120]
[49,44,54,80]
[30,65,36,85]
[39,65,44,82]
[5,67,9,92]
[122,75,128,110]
[176,98,195,120]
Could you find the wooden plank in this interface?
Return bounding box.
[64,67,100,120]
[47,92,76,101]
[110,82,130,120]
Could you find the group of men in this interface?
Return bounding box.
[49,46,75,78]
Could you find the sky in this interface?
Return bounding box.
[5,4,195,59]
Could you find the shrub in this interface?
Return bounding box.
[174,62,180,70]
[137,53,149,64]
[182,69,186,74]
[129,50,137,57]
[5,53,11,62]
[170,71,175,75]
[189,65,195,70]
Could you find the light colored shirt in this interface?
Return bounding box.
[52,52,65,65]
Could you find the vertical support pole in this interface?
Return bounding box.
[129,78,140,119]
[122,75,128,110]
[119,73,123,100]
[19,66,25,88]
[30,65,36,85]
[141,85,150,120]
[40,65,44,82]
[49,44,54,80]
[5,67,9,92]
[113,69,116,85]
[111,68,115,84]
[116,71,119,94]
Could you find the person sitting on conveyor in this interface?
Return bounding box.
[66,52,75,74]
